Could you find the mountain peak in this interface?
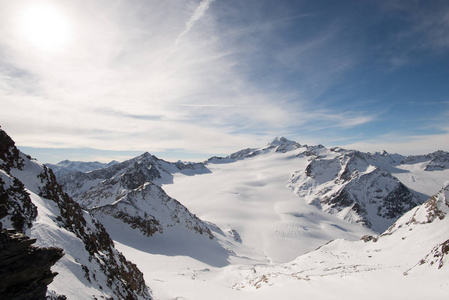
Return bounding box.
[136,151,153,160]
[267,136,297,147]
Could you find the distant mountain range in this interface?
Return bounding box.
[46,159,120,177]
[2,128,448,299]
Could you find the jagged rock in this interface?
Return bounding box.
[289,151,421,232]
[417,239,449,269]
[0,229,63,300]
[0,175,37,232]
[360,234,378,242]
[401,150,449,171]
[0,128,152,299]
[385,184,449,234]
[0,128,25,173]
[37,165,152,299]
[59,152,214,240]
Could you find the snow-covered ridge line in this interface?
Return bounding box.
[230,184,449,295]
[52,136,448,236]
[7,131,448,299]
[0,128,152,299]
[46,159,120,177]
[56,151,214,241]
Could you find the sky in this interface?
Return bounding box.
[1,0,448,164]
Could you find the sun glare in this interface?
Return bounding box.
[18,3,71,52]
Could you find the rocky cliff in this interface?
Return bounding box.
[0,127,151,299]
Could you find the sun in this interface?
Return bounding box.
[18,3,71,52]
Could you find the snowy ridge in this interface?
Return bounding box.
[5,131,448,299]
[0,129,151,299]
[57,152,209,197]
[59,152,214,240]
[227,185,449,299]
[206,137,302,163]
[90,181,214,239]
[400,150,449,171]
[288,150,421,232]
[46,159,119,177]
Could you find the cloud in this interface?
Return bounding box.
[175,0,215,47]
[341,129,449,155]
[378,0,449,68]
[1,0,446,162]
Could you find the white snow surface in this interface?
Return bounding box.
[110,144,449,300]
[27,192,117,299]
[116,173,449,300]
[163,149,374,264]
[4,153,151,299]
[6,136,449,299]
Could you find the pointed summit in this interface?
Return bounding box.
[267,136,297,147]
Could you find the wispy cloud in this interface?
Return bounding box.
[1,0,447,162]
[406,100,449,105]
[175,0,215,47]
[379,1,449,68]
[342,128,449,155]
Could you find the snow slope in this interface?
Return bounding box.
[288,150,421,232]
[163,145,375,264]
[115,182,449,300]
[59,152,215,241]
[229,184,449,299]
[20,134,447,300]
[0,129,151,299]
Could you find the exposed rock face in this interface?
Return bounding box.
[0,175,37,232]
[401,150,449,171]
[35,160,152,299]
[289,151,421,232]
[0,128,63,299]
[58,152,213,240]
[0,128,25,173]
[386,184,449,232]
[385,184,449,273]
[90,181,214,239]
[418,239,449,269]
[0,128,152,299]
[0,228,63,300]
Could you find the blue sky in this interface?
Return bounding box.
[1,0,448,163]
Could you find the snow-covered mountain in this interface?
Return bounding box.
[202,138,433,233]
[55,137,448,265]
[0,128,151,299]
[5,129,448,299]
[229,184,449,299]
[288,149,421,232]
[400,150,449,171]
[133,137,449,299]
[46,159,120,177]
[56,152,214,241]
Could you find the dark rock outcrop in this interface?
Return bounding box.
[0,228,63,300]
[37,164,151,299]
[0,127,152,299]
[289,151,421,232]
